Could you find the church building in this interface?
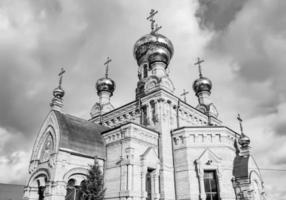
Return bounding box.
[24,10,267,200]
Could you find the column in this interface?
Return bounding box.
[141,166,147,200]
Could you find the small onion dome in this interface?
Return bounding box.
[133,33,174,66]
[192,76,212,96]
[96,77,115,96]
[53,87,65,99]
[238,134,251,148]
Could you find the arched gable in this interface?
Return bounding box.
[29,111,60,173]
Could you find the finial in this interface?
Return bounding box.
[237,113,244,136]
[50,68,66,111]
[104,57,112,78]
[146,9,162,34]
[194,57,205,78]
[58,67,66,88]
[180,89,189,102]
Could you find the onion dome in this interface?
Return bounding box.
[192,76,212,96]
[133,33,174,66]
[53,86,65,99]
[96,77,115,96]
[238,134,250,148]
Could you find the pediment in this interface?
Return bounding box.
[140,147,159,169]
[196,148,222,165]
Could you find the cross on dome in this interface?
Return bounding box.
[146,9,162,34]
[58,67,66,88]
[194,57,205,78]
[104,57,112,78]
[180,89,189,102]
[237,114,244,135]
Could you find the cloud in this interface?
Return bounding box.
[195,0,248,31]
[0,151,29,184]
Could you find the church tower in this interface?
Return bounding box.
[90,57,116,118]
[134,9,175,99]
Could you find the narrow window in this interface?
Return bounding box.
[150,101,157,123]
[143,64,148,78]
[146,168,154,200]
[37,180,45,200]
[141,105,148,125]
[204,170,219,200]
[66,179,76,200]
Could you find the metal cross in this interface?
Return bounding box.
[146,9,162,34]
[180,89,189,102]
[104,57,112,78]
[237,114,244,135]
[58,67,66,88]
[194,57,205,78]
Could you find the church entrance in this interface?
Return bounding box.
[146,168,155,200]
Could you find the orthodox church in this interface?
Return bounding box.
[24,10,267,200]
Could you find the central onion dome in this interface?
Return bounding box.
[133,33,174,66]
[192,76,212,96]
[96,77,115,96]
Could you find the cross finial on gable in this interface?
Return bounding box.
[58,67,66,88]
[180,89,189,102]
[104,57,112,78]
[194,57,205,78]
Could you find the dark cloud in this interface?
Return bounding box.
[195,0,248,31]
[274,122,286,136]
[195,0,286,117]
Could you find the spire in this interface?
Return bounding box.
[146,9,162,34]
[194,57,205,78]
[50,68,66,112]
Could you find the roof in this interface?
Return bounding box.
[0,183,24,200]
[54,111,109,159]
[233,155,250,179]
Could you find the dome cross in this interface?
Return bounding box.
[58,67,66,88]
[104,57,112,78]
[194,57,205,78]
[237,114,244,135]
[146,9,162,34]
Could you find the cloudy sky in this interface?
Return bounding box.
[0,0,285,199]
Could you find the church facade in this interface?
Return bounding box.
[24,10,267,200]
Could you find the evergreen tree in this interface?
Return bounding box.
[80,158,106,200]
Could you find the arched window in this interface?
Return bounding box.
[66,179,76,200]
[40,133,54,163]
[146,168,154,200]
[37,180,45,200]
